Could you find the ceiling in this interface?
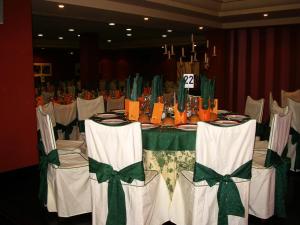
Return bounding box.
[32,0,300,49]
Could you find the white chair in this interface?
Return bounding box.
[85,120,170,225]
[170,120,256,225]
[281,89,300,107]
[106,96,124,112]
[36,107,91,217]
[36,102,56,131]
[250,112,292,219]
[245,96,264,123]
[53,101,78,140]
[77,96,105,121]
[287,98,300,172]
[269,99,288,127]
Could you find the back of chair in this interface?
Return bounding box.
[245,96,264,123]
[54,101,77,126]
[196,120,256,175]
[288,98,300,133]
[106,96,125,112]
[36,106,57,154]
[85,120,143,171]
[77,96,105,120]
[269,100,288,126]
[268,112,292,156]
[281,89,300,107]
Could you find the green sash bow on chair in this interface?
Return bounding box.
[193,160,252,225]
[264,149,291,217]
[38,141,60,205]
[89,158,145,225]
[54,119,77,140]
[290,128,300,170]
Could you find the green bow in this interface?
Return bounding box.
[89,158,145,225]
[264,149,291,217]
[193,160,252,225]
[290,128,300,170]
[54,119,77,140]
[38,141,60,205]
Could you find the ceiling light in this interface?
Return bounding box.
[162,34,167,38]
[77,34,80,37]
[107,39,112,43]
[41,48,45,50]
[263,13,268,17]
[108,22,116,26]
[68,28,75,32]
[126,28,132,31]
[126,33,132,37]
[58,4,64,8]
[194,44,197,47]
[161,46,164,49]
[198,26,204,30]
[144,17,149,21]
[70,51,74,55]
[58,36,63,40]
[167,29,172,33]
[37,33,43,37]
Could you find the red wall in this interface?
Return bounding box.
[0,0,37,172]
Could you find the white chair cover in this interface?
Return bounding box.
[36,107,91,217]
[36,102,56,131]
[287,98,300,171]
[269,100,288,127]
[170,120,256,225]
[53,101,78,140]
[106,96,125,112]
[245,96,264,123]
[281,89,300,107]
[85,120,170,225]
[250,112,292,219]
[76,96,105,120]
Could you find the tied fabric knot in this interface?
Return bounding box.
[290,128,300,170]
[37,141,60,205]
[89,158,145,225]
[54,119,77,140]
[264,149,291,217]
[193,160,252,225]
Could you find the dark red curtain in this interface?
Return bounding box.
[224,25,300,121]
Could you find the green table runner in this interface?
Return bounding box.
[142,127,196,151]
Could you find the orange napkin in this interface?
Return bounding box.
[150,102,164,124]
[128,100,140,121]
[174,104,187,125]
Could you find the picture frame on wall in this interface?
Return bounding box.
[0,0,3,24]
[33,63,52,77]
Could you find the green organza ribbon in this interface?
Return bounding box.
[193,160,252,225]
[264,149,290,217]
[38,141,60,205]
[54,119,77,140]
[89,158,145,225]
[290,128,300,170]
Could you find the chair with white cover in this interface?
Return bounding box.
[77,96,105,134]
[85,120,170,225]
[287,98,300,172]
[245,96,264,123]
[281,89,300,107]
[106,95,125,112]
[170,120,256,225]
[53,101,78,140]
[37,102,56,131]
[269,98,288,127]
[250,111,292,219]
[36,107,91,217]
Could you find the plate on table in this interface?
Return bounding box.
[141,123,159,130]
[95,113,118,119]
[101,119,125,125]
[112,109,126,114]
[211,120,239,126]
[217,110,229,114]
[225,114,248,121]
[176,124,197,131]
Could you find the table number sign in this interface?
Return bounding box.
[183,74,194,88]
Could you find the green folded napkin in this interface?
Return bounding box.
[200,74,209,110]
[131,75,138,101]
[125,76,131,99]
[177,78,187,112]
